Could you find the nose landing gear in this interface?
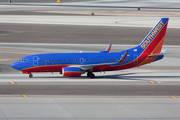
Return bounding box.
[29,74,33,78]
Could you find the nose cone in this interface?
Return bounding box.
[11,62,20,70]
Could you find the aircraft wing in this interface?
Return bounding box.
[72,51,128,70]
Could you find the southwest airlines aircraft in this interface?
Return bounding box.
[11,18,169,78]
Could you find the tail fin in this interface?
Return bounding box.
[139,18,169,54]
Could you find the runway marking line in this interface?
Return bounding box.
[9,81,16,84]
[170,96,177,98]
[22,95,29,97]
[148,81,156,84]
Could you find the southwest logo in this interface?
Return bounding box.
[141,21,164,49]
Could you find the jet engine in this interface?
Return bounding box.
[62,67,84,77]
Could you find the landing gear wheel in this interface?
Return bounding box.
[90,73,95,79]
[29,74,33,78]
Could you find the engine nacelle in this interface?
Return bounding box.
[62,67,82,77]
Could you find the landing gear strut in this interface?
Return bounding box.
[87,72,90,77]
[29,74,33,78]
[87,72,95,78]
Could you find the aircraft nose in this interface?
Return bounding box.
[11,62,20,70]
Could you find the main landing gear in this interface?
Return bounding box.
[29,74,33,78]
[87,72,95,78]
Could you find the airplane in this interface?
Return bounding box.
[11,18,169,78]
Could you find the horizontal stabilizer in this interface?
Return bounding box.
[148,49,166,57]
[148,54,164,57]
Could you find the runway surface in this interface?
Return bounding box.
[0,1,180,119]
[0,97,179,120]
[0,72,180,96]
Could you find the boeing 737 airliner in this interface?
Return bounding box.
[11,18,169,78]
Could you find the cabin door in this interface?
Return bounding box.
[33,56,38,66]
[80,58,84,64]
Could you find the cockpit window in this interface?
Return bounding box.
[19,59,27,62]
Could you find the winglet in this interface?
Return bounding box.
[119,51,129,63]
[105,44,112,52]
